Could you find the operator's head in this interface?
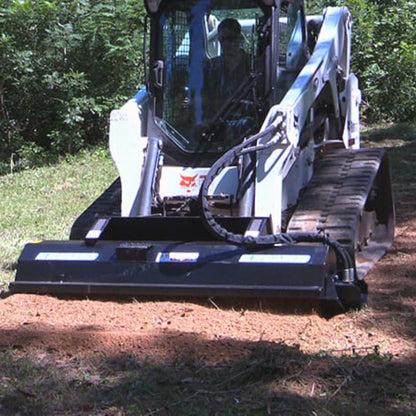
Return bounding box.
[218,18,243,55]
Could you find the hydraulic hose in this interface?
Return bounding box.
[198,122,355,275]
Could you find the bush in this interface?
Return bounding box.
[0,0,146,172]
[358,2,416,122]
[307,0,416,123]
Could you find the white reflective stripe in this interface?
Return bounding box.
[239,254,311,264]
[156,252,199,263]
[35,252,99,261]
[244,230,260,238]
[85,229,101,239]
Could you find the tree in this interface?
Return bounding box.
[307,0,416,122]
[0,0,146,171]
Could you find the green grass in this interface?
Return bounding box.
[0,147,117,288]
[361,121,416,204]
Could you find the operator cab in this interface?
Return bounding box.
[145,0,308,157]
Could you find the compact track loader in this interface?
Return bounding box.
[12,0,394,315]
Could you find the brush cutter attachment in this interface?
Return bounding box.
[14,216,364,315]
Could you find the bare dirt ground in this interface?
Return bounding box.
[0,134,415,415]
[1,221,415,362]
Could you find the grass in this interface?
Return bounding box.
[0,147,117,289]
[361,121,416,203]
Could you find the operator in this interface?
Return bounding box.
[216,18,250,95]
[203,18,251,119]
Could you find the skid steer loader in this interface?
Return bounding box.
[12,0,394,315]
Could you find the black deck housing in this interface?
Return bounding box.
[11,217,363,315]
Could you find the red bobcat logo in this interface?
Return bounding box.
[179,174,198,193]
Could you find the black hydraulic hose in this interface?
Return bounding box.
[198,123,355,273]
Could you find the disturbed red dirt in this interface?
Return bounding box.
[1,211,415,364]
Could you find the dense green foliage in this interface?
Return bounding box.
[0,0,415,172]
[0,0,146,172]
[307,0,416,122]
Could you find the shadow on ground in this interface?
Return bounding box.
[0,331,415,416]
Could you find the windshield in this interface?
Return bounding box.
[155,0,269,153]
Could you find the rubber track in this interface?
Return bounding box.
[69,178,121,240]
[287,148,385,254]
